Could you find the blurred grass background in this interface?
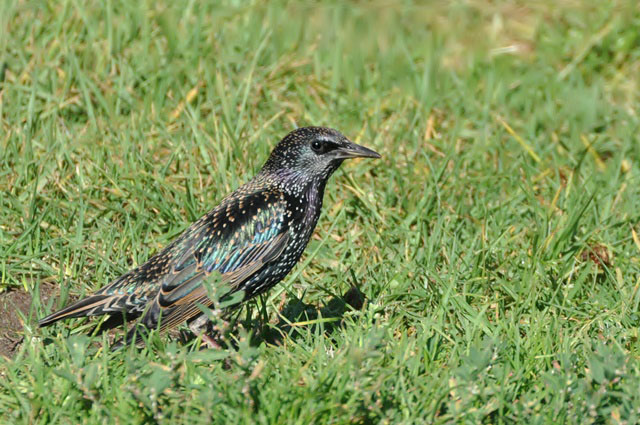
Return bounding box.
[1,0,640,423]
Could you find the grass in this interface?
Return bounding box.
[1,0,640,423]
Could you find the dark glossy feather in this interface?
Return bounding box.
[137,190,292,336]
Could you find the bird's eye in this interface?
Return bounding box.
[311,140,323,153]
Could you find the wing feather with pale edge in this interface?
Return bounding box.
[133,188,290,336]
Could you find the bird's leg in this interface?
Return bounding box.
[188,314,220,349]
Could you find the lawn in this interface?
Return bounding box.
[1,0,640,423]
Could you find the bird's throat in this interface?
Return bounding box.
[303,180,325,226]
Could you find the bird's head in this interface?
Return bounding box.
[261,127,381,185]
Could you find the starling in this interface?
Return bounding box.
[39,127,380,345]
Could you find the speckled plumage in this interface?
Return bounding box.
[39,127,380,344]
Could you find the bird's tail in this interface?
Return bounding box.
[38,295,111,327]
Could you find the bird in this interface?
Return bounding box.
[38,126,381,346]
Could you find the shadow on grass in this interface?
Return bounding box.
[256,285,366,346]
[176,285,366,350]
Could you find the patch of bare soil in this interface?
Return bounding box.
[0,283,57,359]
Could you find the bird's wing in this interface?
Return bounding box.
[133,188,291,335]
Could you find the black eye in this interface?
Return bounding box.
[311,140,323,153]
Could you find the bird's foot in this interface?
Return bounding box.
[200,333,221,349]
[188,315,222,349]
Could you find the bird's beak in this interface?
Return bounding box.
[334,141,381,160]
